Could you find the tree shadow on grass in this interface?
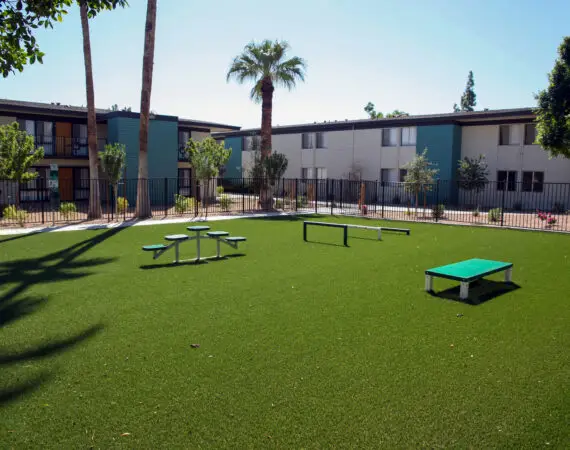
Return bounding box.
[429,279,521,305]
[0,226,125,406]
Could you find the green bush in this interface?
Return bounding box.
[174,194,195,213]
[216,186,224,195]
[488,208,502,222]
[59,202,77,219]
[3,205,27,226]
[432,204,445,219]
[116,197,129,213]
[219,194,232,212]
[296,196,308,208]
[274,199,284,209]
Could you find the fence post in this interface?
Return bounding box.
[242,177,245,213]
[164,177,168,216]
[315,179,318,214]
[295,178,298,212]
[40,178,45,224]
[434,180,440,222]
[330,179,334,215]
[501,183,506,227]
[381,181,385,219]
[340,179,343,212]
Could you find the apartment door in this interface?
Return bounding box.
[59,168,74,201]
[56,122,72,157]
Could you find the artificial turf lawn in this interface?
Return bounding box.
[0,216,569,448]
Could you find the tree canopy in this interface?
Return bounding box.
[0,0,128,77]
[453,71,476,112]
[457,155,489,192]
[364,102,408,119]
[535,36,570,158]
[185,137,231,181]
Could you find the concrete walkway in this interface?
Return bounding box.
[0,211,314,236]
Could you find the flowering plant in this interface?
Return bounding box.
[537,210,557,226]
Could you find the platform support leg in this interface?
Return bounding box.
[504,267,512,283]
[425,275,433,292]
[460,281,469,300]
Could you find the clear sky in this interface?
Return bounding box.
[0,0,568,128]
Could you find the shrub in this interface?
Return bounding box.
[3,205,27,226]
[219,194,232,212]
[488,208,502,222]
[116,197,129,213]
[274,199,284,209]
[296,196,308,207]
[174,194,195,213]
[432,204,445,219]
[553,202,566,214]
[472,208,480,217]
[59,202,77,220]
[216,186,224,196]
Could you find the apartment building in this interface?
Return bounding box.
[215,108,570,208]
[0,99,239,204]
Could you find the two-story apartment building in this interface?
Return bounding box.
[0,99,240,205]
[214,108,570,208]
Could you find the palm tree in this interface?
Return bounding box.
[79,1,101,219]
[79,0,127,219]
[227,40,306,208]
[136,0,157,218]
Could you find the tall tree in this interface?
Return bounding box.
[386,109,409,118]
[0,122,44,207]
[227,40,306,208]
[136,0,157,218]
[364,102,383,119]
[457,155,489,209]
[535,36,570,158]
[457,70,476,112]
[79,1,127,219]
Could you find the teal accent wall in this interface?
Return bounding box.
[106,116,178,205]
[223,136,243,179]
[416,124,462,204]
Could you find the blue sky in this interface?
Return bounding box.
[0,0,567,128]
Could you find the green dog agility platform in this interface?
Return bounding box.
[425,258,513,300]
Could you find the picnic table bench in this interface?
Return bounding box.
[425,258,513,300]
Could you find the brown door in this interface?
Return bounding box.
[59,168,73,201]
[56,122,72,157]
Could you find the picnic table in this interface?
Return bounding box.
[425,258,513,300]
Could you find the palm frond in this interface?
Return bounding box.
[249,80,263,103]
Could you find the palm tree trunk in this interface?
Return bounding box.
[136,0,157,219]
[80,1,101,219]
[259,76,274,209]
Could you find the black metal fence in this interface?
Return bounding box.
[1,177,569,231]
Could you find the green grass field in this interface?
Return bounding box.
[0,216,569,448]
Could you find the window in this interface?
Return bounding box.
[20,167,49,202]
[72,124,88,157]
[301,133,313,149]
[497,170,517,191]
[399,169,408,182]
[301,167,314,179]
[73,167,89,200]
[179,130,190,149]
[35,121,54,155]
[524,124,537,145]
[382,128,397,146]
[499,125,520,145]
[401,127,417,146]
[316,132,326,149]
[316,167,327,179]
[243,135,260,151]
[178,168,192,196]
[522,171,544,193]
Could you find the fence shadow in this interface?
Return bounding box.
[0,226,124,406]
[429,280,521,305]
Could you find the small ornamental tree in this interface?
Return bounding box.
[457,155,489,209]
[100,143,127,213]
[0,122,44,207]
[185,137,231,210]
[403,148,439,214]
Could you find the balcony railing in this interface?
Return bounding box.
[34,136,107,158]
[178,146,187,162]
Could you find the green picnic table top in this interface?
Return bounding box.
[187,226,210,232]
[426,258,512,282]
